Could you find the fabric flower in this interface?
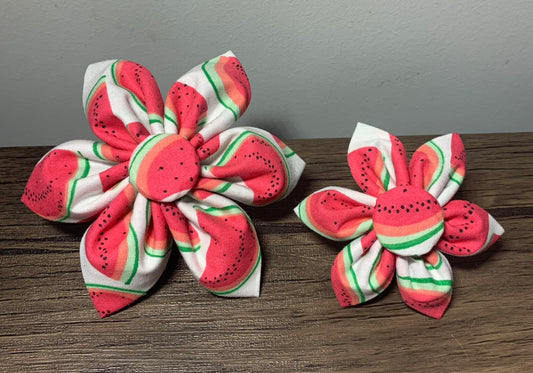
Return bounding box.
[295,123,503,318]
[22,51,305,318]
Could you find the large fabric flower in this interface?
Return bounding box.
[22,51,305,318]
[295,123,503,318]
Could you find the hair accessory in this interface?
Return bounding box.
[295,122,503,318]
[22,51,305,317]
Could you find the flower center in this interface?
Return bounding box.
[372,186,444,256]
[129,134,200,202]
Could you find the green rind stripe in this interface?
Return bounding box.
[164,107,178,127]
[297,199,331,240]
[144,244,171,258]
[143,203,172,258]
[202,58,240,121]
[411,254,444,270]
[177,241,202,253]
[427,140,445,190]
[85,283,146,295]
[297,199,372,242]
[207,131,291,200]
[59,153,90,222]
[145,200,151,222]
[213,131,251,166]
[426,255,443,270]
[122,222,139,285]
[193,204,242,217]
[345,243,365,303]
[210,251,262,296]
[111,60,147,114]
[85,75,106,112]
[377,221,444,250]
[297,199,319,235]
[111,60,120,85]
[149,113,164,125]
[197,118,207,129]
[449,170,463,186]
[215,182,232,194]
[397,276,452,285]
[381,155,390,191]
[368,248,383,294]
[128,134,165,188]
[397,275,452,291]
[130,92,148,113]
[282,146,296,158]
[92,142,106,161]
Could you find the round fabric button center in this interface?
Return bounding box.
[129,134,200,202]
[372,186,444,256]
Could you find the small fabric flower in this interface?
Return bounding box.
[295,123,503,318]
[22,51,305,318]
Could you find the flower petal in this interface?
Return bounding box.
[294,186,375,241]
[162,190,261,297]
[21,140,130,222]
[437,200,504,256]
[198,127,305,206]
[331,230,396,307]
[163,51,251,148]
[347,123,410,196]
[80,186,172,318]
[83,59,164,149]
[409,133,466,205]
[164,81,208,139]
[396,250,453,319]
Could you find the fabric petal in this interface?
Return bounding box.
[163,51,251,148]
[22,140,131,222]
[437,200,504,256]
[80,185,172,317]
[347,122,410,196]
[331,230,396,307]
[409,133,466,205]
[294,186,375,241]
[83,59,165,149]
[396,250,453,319]
[164,81,208,140]
[197,127,305,206]
[162,190,261,297]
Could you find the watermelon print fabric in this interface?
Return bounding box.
[295,123,503,318]
[22,51,305,318]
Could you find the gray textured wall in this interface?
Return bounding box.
[1,0,532,146]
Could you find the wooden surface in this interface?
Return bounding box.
[1,133,532,372]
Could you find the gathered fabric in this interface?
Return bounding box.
[22,51,305,318]
[295,123,503,318]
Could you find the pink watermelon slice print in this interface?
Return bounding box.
[84,184,138,283]
[202,55,251,120]
[165,82,208,139]
[87,285,144,318]
[196,205,260,294]
[161,202,202,253]
[331,230,395,307]
[372,186,444,256]
[348,146,390,195]
[85,78,140,151]
[297,188,374,240]
[22,149,89,221]
[396,250,453,319]
[111,60,164,118]
[437,200,502,256]
[128,134,200,202]
[205,131,289,205]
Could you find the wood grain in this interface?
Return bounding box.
[1,133,532,372]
